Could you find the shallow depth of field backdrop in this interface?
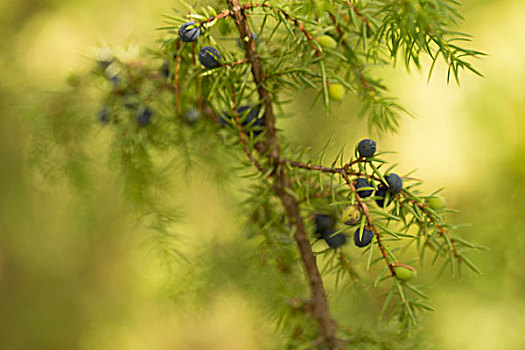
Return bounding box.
[1,0,524,349]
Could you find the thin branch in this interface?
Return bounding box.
[226,1,342,348]
[342,0,371,30]
[264,4,322,58]
[217,57,250,68]
[341,168,396,276]
[197,3,322,58]
[328,12,370,90]
[401,192,462,262]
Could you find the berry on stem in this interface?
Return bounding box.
[393,264,417,281]
[98,108,110,124]
[375,186,393,208]
[357,139,376,158]
[161,60,170,77]
[355,178,373,198]
[198,46,221,69]
[328,83,345,101]
[342,206,361,226]
[354,227,373,247]
[385,173,403,194]
[314,214,334,237]
[427,195,447,210]
[178,22,201,42]
[324,231,347,249]
[318,35,337,50]
[135,106,152,126]
[220,105,264,136]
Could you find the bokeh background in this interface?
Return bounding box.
[1,0,524,349]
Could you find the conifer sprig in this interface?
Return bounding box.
[28,0,485,348]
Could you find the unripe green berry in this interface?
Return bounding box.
[342,206,361,226]
[328,83,345,101]
[318,35,337,50]
[427,195,447,210]
[393,265,416,281]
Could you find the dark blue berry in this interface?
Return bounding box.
[110,74,121,85]
[357,139,376,158]
[385,173,403,194]
[98,108,110,124]
[237,105,257,123]
[236,32,258,48]
[161,60,170,77]
[135,106,152,126]
[250,115,265,137]
[220,106,264,135]
[97,59,113,70]
[375,186,393,208]
[178,22,200,42]
[324,231,347,249]
[355,178,373,198]
[354,228,373,247]
[315,214,334,237]
[198,46,221,69]
[238,106,264,135]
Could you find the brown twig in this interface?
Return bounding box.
[197,3,260,25]
[217,57,250,68]
[226,1,342,348]
[196,3,322,58]
[401,191,462,262]
[280,157,380,181]
[342,0,371,30]
[328,12,370,90]
[262,4,322,58]
[341,168,396,276]
[281,156,458,273]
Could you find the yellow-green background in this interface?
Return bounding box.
[1,0,524,348]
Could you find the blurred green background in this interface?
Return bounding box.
[1,0,524,349]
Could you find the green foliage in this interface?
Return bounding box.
[28,0,485,348]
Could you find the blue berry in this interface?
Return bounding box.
[324,231,347,249]
[355,178,373,198]
[250,116,265,137]
[110,74,121,86]
[135,106,152,126]
[98,108,110,124]
[220,106,264,135]
[97,59,112,70]
[238,106,264,135]
[237,105,257,123]
[198,46,221,69]
[315,214,334,237]
[357,139,376,158]
[178,22,200,42]
[385,173,403,194]
[375,186,393,208]
[161,60,170,77]
[354,228,373,247]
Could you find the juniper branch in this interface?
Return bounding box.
[226,0,342,347]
